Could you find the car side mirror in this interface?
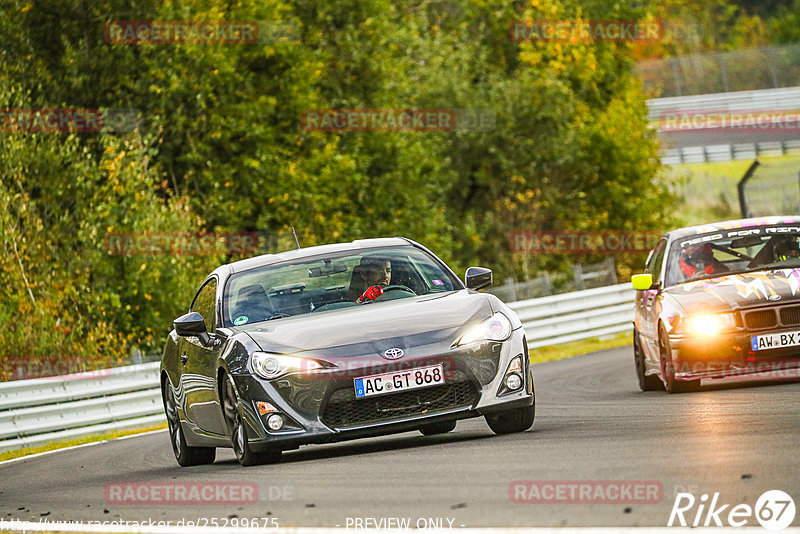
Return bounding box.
[631,273,656,291]
[174,311,214,346]
[465,267,493,290]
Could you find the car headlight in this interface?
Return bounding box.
[686,313,736,336]
[251,352,324,379]
[457,312,513,346]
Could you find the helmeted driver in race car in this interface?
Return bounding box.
[774,235,800,262]
[356,257,392,303]
[679,244,729,280]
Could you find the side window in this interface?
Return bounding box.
[190,278,217,332]
[645,238,668,283]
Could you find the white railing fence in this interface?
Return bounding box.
[486,257,617,301]
[662,140,800,165]
[647,86,800,121]
[0,283,636,452]
[0,363,163,453]
[647,86,800,164]
[509,282,633,349]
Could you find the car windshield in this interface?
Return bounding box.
[665,224,800,287]
[222,246,460,327]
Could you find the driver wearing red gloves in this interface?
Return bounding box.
[356,258,392,303]
[679,244,728,280]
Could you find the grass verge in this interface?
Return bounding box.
[666,154,800,225]
[529,330,631,364]
[0,422,167,462]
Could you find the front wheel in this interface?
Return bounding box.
[223,376,282,467]
[635,328,663,391]
[486,402,535,435]
[486,371,535,435]
[162,380,216,467]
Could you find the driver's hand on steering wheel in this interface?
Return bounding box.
[357,285,383,303]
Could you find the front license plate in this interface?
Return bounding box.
[751,330,800,351]
[354,364,444,398]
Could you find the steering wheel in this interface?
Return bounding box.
[374,284,416,300]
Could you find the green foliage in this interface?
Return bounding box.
[768,0,800,44]
[640,0,800,57]
[1,0,673,372]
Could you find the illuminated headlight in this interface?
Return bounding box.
[687,313,736,336]
[251,352,324,380]
[457,312,512,346]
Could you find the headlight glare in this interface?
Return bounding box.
[687,313,735,336]
[251,352,323,379]
[457,312,512,346]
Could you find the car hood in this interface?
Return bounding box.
[233,290,493,357]
[666,269,800,314]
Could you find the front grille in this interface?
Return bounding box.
[321,380,478,428]
[780,305,800,326]
[744,309,777,330]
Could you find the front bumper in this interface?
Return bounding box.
[231,329,533,450]
[669,329,800,381]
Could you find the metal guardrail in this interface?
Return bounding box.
[647,86,800,121]
[647,87,800,164]
[0,362,163,453]
[510,282,634,349]
[662,140,800,165]
[0,283,637,452]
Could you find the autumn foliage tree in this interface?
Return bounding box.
[1,0,676,369]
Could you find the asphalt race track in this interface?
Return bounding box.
[2,347,799,529]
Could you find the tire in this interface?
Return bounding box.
[222,375,282,467]
[634,328,664,391]
[659,326,701,394]
[162,380,216,467]
[486,370,536,435]
[419,420,457,436]
[486,403,535,435]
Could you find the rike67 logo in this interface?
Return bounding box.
[669,490,796,531]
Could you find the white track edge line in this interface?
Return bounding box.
[0,428,167,466]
